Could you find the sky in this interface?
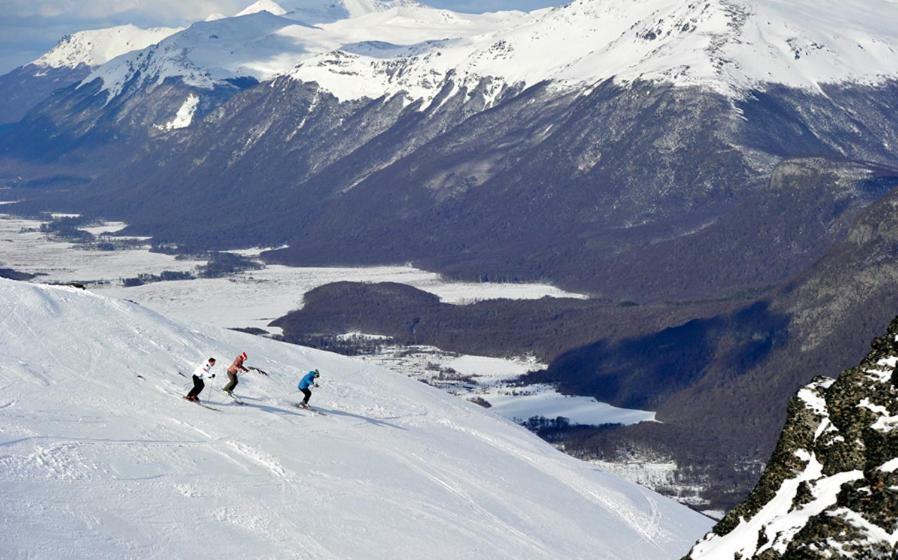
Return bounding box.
[0,0,568,73]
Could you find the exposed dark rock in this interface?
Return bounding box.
[0,268,37,281]
[685,318,898,558]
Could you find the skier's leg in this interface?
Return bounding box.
[195,378,206,400]
[301,388,312,405]
[187,375,202,399]
[223,371,238,393]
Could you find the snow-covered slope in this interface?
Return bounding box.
[42,0,898,106]
[236,0,289,17]
[86,11,310,99]
[0,278,711,559]
[0,23,180,124]
[279,0,423,22]
[289,0,898,102]
[84,4,523,101]
[33,24,182,69]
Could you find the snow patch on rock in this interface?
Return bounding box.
[156,94,200,131]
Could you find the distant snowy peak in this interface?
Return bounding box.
[236,0,288,17]
[84,11,305,99]
[290,0,425,25]
[290,0,898,103]
[83,3,514,101]
[342,0,423,17]
[33,24,182,69]
[80,0,898,107]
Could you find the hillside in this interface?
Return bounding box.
[4,0,898,523]
[0,24,180,124]
[686,317,898,558]
[0,279,710,558]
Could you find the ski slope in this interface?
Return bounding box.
[0,279,711,559]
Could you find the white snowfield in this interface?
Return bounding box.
[0,279,711,559]
[78,0,898,109]
[237,0,289,17]
[85,1,528,101]
[291,0,898,102]
[33,24,182,69]
[481,384,657,427]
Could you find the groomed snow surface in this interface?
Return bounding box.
[0,279,712,558]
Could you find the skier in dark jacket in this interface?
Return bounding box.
[297,369,320,408]
[185,358,216,401]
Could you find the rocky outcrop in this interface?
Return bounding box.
[686,318,898,558]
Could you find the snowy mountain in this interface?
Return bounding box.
[33,24,182,70]
[83,3,523,102]
[86,11,307,99]
[0,278,711,558]
[685,317,898,558]
[0,24,179,123]
[289,0,898,103]
[236,0,289,17]
[5,0,898,516]
[27,0,897,137]
[275,0,424,22]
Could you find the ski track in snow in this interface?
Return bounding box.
[0,279,710,558]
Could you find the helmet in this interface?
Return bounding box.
[313,369,320,377]
[241,352,247,360]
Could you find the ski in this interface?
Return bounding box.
[293,403,326,415]
[182,396,221,411]
[222,391,245,405]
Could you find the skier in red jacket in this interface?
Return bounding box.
[223,352,248,395]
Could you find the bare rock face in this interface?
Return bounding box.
[685,318,898,559]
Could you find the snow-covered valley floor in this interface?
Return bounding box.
[343,338,657,427]
[0,279,711,558]
[0,213,653,429]
[0,213,587,338]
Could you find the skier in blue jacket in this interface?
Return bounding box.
[297,369,320,408]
